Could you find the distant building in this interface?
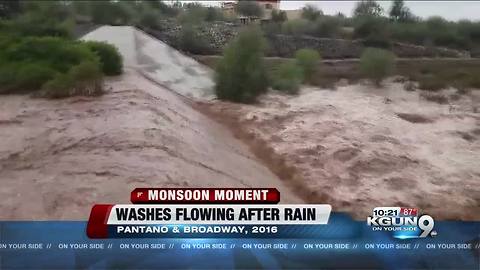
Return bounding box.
[284,9,302,21]
[222,0,281,24]
[221,1,236,18]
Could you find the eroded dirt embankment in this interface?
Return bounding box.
[198,80,480,220]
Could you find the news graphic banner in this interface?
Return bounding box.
[89,188,331,238]
[1,187,479,269]
[87,204,331,238]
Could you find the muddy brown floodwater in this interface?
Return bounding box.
[1,25,478,221]
[0,70,303,220]
[200,79,480,220]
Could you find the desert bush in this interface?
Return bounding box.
[41,73,75,98]
[4,37,97,72]
[311,16,342,38]
[178,24,211,55]
[0,37,100,93]
[13,63,57,91]
[90,1,131,25]
[69,60,104,96]
[360,48,395,85]
[138,9,161,30]
[271,62,304,94]
[295,49,320,82]
[354,16,391,48]
[0,35,123,96]
[417,75,447,91]
[215,26,268,103]
[84,41,123,76]
[42,61,103,98]
[282,19,311,36]
[5,1,74,38]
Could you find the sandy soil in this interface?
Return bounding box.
[201,79,480,220]
[0,70,302,220]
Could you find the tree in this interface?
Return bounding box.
[353,0,383,17]
[301,4,322,21]
[215,26,268,103]
[236,0,263,18]
[389,0,415,22]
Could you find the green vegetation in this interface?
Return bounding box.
[389,0,416,22]
[215,26,268,103]
[84,41,123,75]
[353,0,384,18]
[198,55,480,91]
[178,24,211,55]
[42,60,103,98]
[271,62,304,94]
[0,1,123,97]
[295,49,321,82]
[360,48,396,85]
[235,1,263,18]
[259,0,480,54]
[301,5,323,21]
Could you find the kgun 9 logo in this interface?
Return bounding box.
[367,208,436,239]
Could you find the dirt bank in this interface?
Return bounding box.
[199,80,480,220]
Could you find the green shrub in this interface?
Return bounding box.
[4,37,97,73]
[271,62,304,94]
[178,24,211,55]
[41,73,75,98]
[14,63,56,91]
[417,74,447,91]
[0,63,20,93]
[282,19,311,36]
[311,16,342,38]
[69,60,104,96]
[90,1,131,25]
[84,41,123,75]
[4,1,74,38]
[215,26,268,103]
[295,49,320,82]
[138,10,161,30]
[360,48,395,85]
[354,16,391,48]
[42,61,104,98]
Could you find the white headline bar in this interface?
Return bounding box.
[107,204,331,225]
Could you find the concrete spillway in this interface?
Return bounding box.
[81,26,214,99]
